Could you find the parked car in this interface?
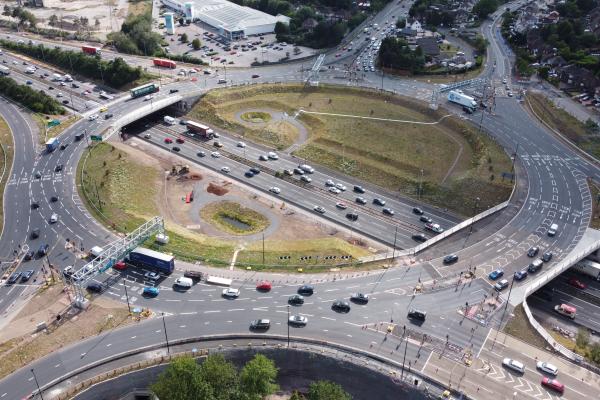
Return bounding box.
[514,270,528,281]
[527,246,539,257]
[494,279,509,291]
[542,252,553,262]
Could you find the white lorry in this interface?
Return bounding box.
[163,116,176,125]
[572,259,600,281]
[448,90,477,110]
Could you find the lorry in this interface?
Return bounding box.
[82,45,101,55]
[63,74,73,82]
[45,137,59,152]
[127,247,175,274]
[448,90,477,110]
[186,120,214,139]
[89,246,104,258]
[206,276,232,287]
[52,73,63,82]
[164,116,176,125]
[153,58,177,69]
[0,65,9,75]
[572,259,600,281]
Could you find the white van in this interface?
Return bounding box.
[163,116,176,125]
[218,78,227,84]
[174,277,193,288]
[90,246,104,258]
[548,223,558,236]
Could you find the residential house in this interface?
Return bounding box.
[398,27,417,37]
[416,37,440,57]
[559,64,600,92]
[408,19,423,34]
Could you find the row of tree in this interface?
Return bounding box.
[1,6,36,28]
[0,76,64,114]
[151,354,351,400]
[0,39,143,88]
[378,37,425,73]
[108,12,164,56]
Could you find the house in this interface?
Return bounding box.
[542,55,567,68]
[408,19,423,34]
[416,37,440,57]
[302,18,318,30]
[559,64,600,92]
[399,27,417,37]
[540,10,559,24]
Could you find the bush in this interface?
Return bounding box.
[0,76,64,114]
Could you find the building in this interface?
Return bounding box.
[164,12,176,35]
[416,37,440,57]
[160,0,290,40]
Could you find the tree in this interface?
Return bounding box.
[290,391,305,400]
[192,38,201,50]
[150,356,214,400]
[198,354,239,400]
[473,0,498,20]
[48,14,58,27]
[576,328,590,348]
[180,33,188,43]
[308,381,351,400]
[94,18,101,30]
[396,18,406,29]
[2,5,11,17]
[239,354,279,400]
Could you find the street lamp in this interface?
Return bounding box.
[123,278,131,313]
[400,327,408,379]
[161,312,170,355]
[287,305,290,348]
[31,368,44,400]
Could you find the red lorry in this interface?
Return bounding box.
[186,121,214,139]
[82,45,101,55]
[153,58,177,69]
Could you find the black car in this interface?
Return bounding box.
[412,233,427,242]
[443,254,459,264]
[7,272,21,284]
[373,198,386,206]
[169,89,180,93]
[244,171,255,178]
[196,151,206,157]
[60,143,69,150]
[37,243,49,257]
[21,270,34,282]
[55,164,63,172]
[30,228,40,239]
[346,212,358,221]
[288,294,305,305]
[250,319,271,330]
[542,252,553,262]
[62,100,69,105]
[527,246,539,257]
[298,285,314,295]
[71,83,79,88]
[353,185,365,193]
[104,113,113,119]
[250,167,260,175]
[413,207,424,215]
[407,309,427,321]
[420,216,432,223]
[382,208,395,216]
[350,293,369,304]
[86,282,102,293]
[172,146,181,152]
[355,197,367,205]
[24,250,35,261]
[332,300,351,313]
[50,195,58,202]
[31,201,39,209]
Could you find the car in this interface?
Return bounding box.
[26,80,32,85]
[355,197,367,205]
[283,169,293,176]
[328,187,341,194]
[59,143,69,150]
[86,282,102,293]
[88,114,98,121]
[298,285,314,295]
[21,270,34,282]
[346,212,358,221]
[213,141,223,147]
[169,89,179,93]
[56,92,64,98]
[245,170,255,178]
[72,83,79,88]
[269,187,281,194]
[164,137,173,144]
[489,269,504,280]
[293,168,305,175]
[267,152,279,160]
[221,166,230,173]
[176,137,185,144]
[382,208,395,216]
[420,216,432,223]
[144,271,160,281]
[113,261,127,270]
[332,300,351,312]
[350,293,369,303]
[49,213,59,223]
[249,167,260,175]
[34,171,41,179]
[196,151,206,157]
[31,201,39,209]
[30,229,40,239]
[412,233,427,242]
[288,315,308,326]
[325,179,335,187]
[256,281,272,291]
[50,195,58,202]
[527,246,539,257]
[222,288,240,298]
[55,164,63,172]
[335,183,347,191]
[335,202,347,209]
[259,154,268,161]
[144,94,153,101]
[373,198,386,206]
[568,277,586,289]
[211,151,221,158]
[408,309,427,321]
[443,254,458,264]
[143,286,159,297]
[536,361,558,376]
[250,319,271,330]
[172,146,180,152]
[413,207,424,215]
[48,85,54,90]
[494,279,509,291]
[514,269,528,281]
[313,205,326,214]
[502,358,525,374]
[542,252,553,262]
[288,294,305,305]
[300,175,312,183]
[425,223,444,233]
[23,250,35,261]
[7,272,21,284]
[541,377,564,393]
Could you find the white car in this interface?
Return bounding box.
[269,187,281,194]
[221,166,230,173]
[335,183,347,191]
[211,151,221,158]
[425,223,444,233]
[144,94,154,101]
[144,133,151,139]
[88,114,98,121]
[49,213,59,223]
[222,287,240,298]
[237,141,246,148]
[56,92,63,98]
[144,271,160,281]
[313,205,326,214]
[328,187,341,194]
[288,315,308,326]
[325,179,335,187]
[300,176,312,183]
[502,358,525,374]
[267,151,279,160]
[536,361,558,376]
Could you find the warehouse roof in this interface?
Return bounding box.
[190,0,289,31]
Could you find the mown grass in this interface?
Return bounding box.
[33,113,81,143]
[240,111,272,123]
[201,200,270,235]
[191,84,512,216]
[0,116,13,234]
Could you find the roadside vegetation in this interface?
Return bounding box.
[525,92,600,158]
[503,304,548,349]
[151,353,351,400]
[190,84,513,216]
[589,181,600,230]
[549,327,600,367]
[240,111,272,123]
[201,201,270,235]
[0,76,64,114]
[32,114,80,144]
[0,116,13,234]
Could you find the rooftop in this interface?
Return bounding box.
[189,0,290,31]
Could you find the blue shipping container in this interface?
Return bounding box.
[128,247,174,274]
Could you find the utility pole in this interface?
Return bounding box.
[391,226,398,261]
[123,278,131,313]
[31,368,44,400]
[262,233,265,265]
[400,326,408,379]
[161,312,170,355]
[287,305,290,348]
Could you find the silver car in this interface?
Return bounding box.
[288,315,308,326]
[536,361,558,376]
[502,358,525,374]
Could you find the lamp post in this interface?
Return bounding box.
[31,368,44,400]
[161,312,170,355]
[287,305,290,348]
[123,278,131,313]
[400,326,408,379]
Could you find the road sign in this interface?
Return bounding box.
[90,135,102,141]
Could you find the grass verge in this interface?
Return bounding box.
[240,111,272,123]
[503,304,548,349]
[190,84,512,216]
[0,116,14,234]
[128,0,152,17]
[32,113,81,143]
[200,200,270,235]
[589,181,600,229]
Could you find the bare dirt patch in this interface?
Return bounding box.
[207,182,229,196]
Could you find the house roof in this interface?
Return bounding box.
[416,37,440,56]
[399,27,416,36]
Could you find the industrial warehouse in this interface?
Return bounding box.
[160,0,290,40]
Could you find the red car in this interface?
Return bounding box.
[541,377,564,393]
[176,137,185,144]
[568,277,586,289]
[256,281,272,291]
[113,261,127,270]
[164,137,173,144]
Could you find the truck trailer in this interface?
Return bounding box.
[186,120,214,139]
[45,137,59,152]
[0,65,10,75]
[82,45,101,55]
[127,247,175,274]
[448,90,477,110]
[153,58,177,69]
[572,259,600,281]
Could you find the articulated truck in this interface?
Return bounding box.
[448,90,477,111]
[127,247,175,274]
[572,259,600,281]
[82,45,101,55]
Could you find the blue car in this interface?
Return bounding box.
[488,269,504,280]
[143,286,159,297]
[513,269,528,281]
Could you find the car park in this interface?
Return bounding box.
[143,286,159,297]
[288,315,308,326]
[502,358,525,374]
[514,270,528,281]
[298,285,314,295]
[412,233,427,242]
[222,288,240,298]
[536,361,558,376]
[332,300,351,312]
[250,319,271,330]
[541,377,564,393]
[350,293,369,303]
[256,281,272,291]
[489,269,504,280]
[527,246,539,257]
[494,279,509,291]
[443,254,458,264]
[288,294,305,305]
